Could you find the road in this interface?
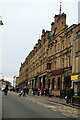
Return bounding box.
[0,91,2,120]
[1,91,79,119]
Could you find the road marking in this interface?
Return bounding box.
[73,111,78,113]
[62,113,70,117]
[51,109,57,111]
[59,109,67,112]
[48,106,56,108]
[37,103,41,105]
[43,105,48,108]
[67,110,72,113]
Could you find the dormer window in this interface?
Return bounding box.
[51,29,55,37]
[39,43,41,48]
[76,30,80,36]
[43,39,45,44]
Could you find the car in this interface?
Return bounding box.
[1,85,6,91]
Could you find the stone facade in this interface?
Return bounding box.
[19,12,80,96]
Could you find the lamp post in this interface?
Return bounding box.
[13,76,16,88]
[0,17,3,87]
[0,73,4,86]
[0,16,3,25]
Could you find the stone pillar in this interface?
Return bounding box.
[50,79,52,89]
[45,75,47,89]
[54,77,57,90]
[62,75,64,90]
[41,77,43,88]
[37,77,39,88]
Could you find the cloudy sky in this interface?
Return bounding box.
[0,0,79,79]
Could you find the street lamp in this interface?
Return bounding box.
[0,16,3,25]
[13,76,16,88]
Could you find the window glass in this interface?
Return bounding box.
[62,58,64,68]
[55,45,56,53]
[69,37,71,47]
[54,61,56,70]
[52,78,55,90]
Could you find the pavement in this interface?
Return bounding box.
[10,91,80,109]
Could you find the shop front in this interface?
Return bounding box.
[71,74,80,106]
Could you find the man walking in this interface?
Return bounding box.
[26,86,29,95]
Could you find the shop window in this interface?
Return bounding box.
[73,82,80,96]
[58,77,61,89]
[52,78,55,90]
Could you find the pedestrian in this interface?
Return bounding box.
[4,84,8,95]
[66,86,71,103]
[60,89,63,99]
[41,88,44,96]
[16,87,19,93]
[23,86,26,97]
[70,87,74,103]
[19,89,23,97]
[63,88,66,99]
[26,86,29,95]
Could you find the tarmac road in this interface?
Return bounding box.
[2,91,72,119]
[0,91,2,120]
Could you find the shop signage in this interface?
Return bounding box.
[51,69,64,75]
[71,74,80,81]
[47,63,51,69]
[77,75,80,79]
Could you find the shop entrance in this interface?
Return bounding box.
[64,75,71,88]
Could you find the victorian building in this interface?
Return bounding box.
[19,9,80,96]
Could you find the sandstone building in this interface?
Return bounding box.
[19,11,80,96]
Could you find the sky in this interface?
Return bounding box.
[0,0,79,80]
